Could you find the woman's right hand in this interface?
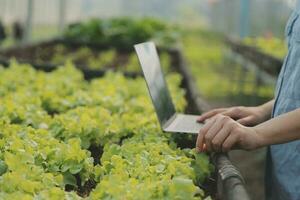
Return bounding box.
[197,105,271,127]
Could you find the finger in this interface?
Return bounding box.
[204,116,225,152]
[197,108,226,122]
[196,118,215,152]
[196,117,216,151]
[237,116,254,126]
[222,133,239,152]
[196,132,204,152]
[198,109,226,121]
[211,122,234,152]
[202,144,207,152]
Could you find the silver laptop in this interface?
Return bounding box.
[134,42,203,134]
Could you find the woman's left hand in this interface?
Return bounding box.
[196,114,263,152]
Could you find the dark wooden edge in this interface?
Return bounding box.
[0,38,62,54]
[225,37,283,77]
[0,59,142,80]
[0,37,135,54]
[0,39,250,200]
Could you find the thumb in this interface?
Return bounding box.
[237,116,254,126]
[222,109,241,119]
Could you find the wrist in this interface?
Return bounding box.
[253,125,268,148]
[258,100,274,120]
[257,104,272,122]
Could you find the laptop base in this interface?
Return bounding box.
[163,114,203,134]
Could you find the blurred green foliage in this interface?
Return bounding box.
[181,29,274,106]
[64,18,179,50]
[243,37,287,59]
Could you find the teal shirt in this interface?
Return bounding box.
[266,2,300,199]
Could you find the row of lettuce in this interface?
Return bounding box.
[181,30,276,105]
[64,18,179,49]
[0,61,211,200]
[63,17,287,59]
[243,37,287,59]
[63,19,285,106]
[59,18,281,104]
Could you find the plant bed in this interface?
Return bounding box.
[0,40,249,200]
[63,18,178,51]
[0,38,173,74]
[0,61,214,200]
[242,37,287,60]
[226,38,283,77]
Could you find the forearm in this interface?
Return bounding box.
[254,108,300,147]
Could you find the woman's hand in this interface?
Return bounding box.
[197,105,271,127]
[196,114,263,152]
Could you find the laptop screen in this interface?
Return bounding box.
[134,42,176,126]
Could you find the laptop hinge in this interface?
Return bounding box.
[162,113,177,131]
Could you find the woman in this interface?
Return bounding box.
[196,1,300,200]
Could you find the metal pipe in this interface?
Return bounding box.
[239,0,250,38]
[24,0,33,43]
[215,153,250,200]
[58,0,66,34]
